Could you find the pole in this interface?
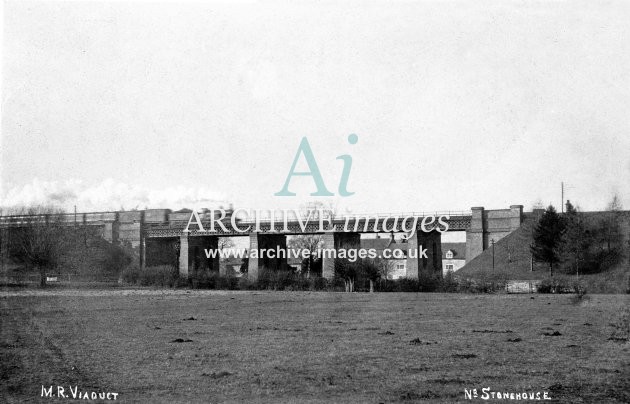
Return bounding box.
[491,239,495,272]
[506,238,511,270]
[560,181,564,213]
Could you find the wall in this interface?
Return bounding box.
[442,259,465,276]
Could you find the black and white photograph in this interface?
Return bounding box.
[1,1,629,402]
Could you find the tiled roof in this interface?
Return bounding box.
[442,242,466,259]
[360,238,409,257]
[361,238,391,250]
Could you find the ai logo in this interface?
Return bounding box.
[275,134,358,197]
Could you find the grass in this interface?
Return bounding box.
[1,291,629,403]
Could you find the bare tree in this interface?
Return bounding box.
[287,201,337,278]
[9,206,70,287]
[287,234,323,278]
[360,257,393,292]
[218,237,235,250]
[334,259,357,292]
[601,193,623,252]
[532,199,545,210]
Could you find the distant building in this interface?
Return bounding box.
[360,234,408,280]
[441,242,466,275]
[288,256,303,271]
[219,253,246,277]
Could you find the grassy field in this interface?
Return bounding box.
[1,290,628,403]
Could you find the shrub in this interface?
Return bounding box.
[139,265,178,287]
[569,283,589,304]
[101,243,133,276]
[438,271,459,293]
[121,264,141,284]
[257,269,297,290]
[188,271,241,290]
[238,276,255,290]
[309,276,329,291]
[122,264,178,287]
[216,275,240,290]
[537,277,583,294]
[374,278,421,292]
[191,271,214,289]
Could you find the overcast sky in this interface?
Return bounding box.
[2,1,629,214]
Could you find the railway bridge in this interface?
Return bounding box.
[0,205,524,280]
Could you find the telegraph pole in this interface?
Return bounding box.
[491,238,495,272]
[560,181,564,213]
[506,238,511,270]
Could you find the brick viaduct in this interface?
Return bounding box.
[0,205,524,280]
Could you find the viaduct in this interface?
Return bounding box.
[0,205,524,280]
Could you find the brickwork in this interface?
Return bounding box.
[178,235,189,278]
[0,205,531,281]
[465,205,523,261]
[321,232,361,280]
[247,233,288,281]
[406,231,442,279]
[145,237,179,268]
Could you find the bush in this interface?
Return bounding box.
[537,277,582,294]
[118,265,511,294]
[217,275,240,290]
[233,270,335,291]
[101,243,133,276]
[374,278,420,292]
[310,276,330,291]
[121,264,141,284]
[257,269,298,290]
[238,276,255,290]
[191,271,214,289]
[121,264,178,287]
[139,265,178,287]
[439,271,459,293]
[569,283,589,304]
[189,271,241,290]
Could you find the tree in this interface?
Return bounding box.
[358,257,391,292]
[240,257,249,274]
[100,242,133,278]
[560,201,592,277]
[601,194,623,252]
[531,205,566,276]
[9,206,70,287]
[334,259,357,292]
[288,234,322,278]
[218,237,235,250]
[532,199,545,210]
[286,201,337,278]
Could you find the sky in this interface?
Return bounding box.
[2,0,629,214]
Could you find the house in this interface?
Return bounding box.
[360,234,409,280]
[288,256,303,271]
[219,254,247,277]
[441,242,466,276]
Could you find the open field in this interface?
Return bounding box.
[1,290,629,403]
